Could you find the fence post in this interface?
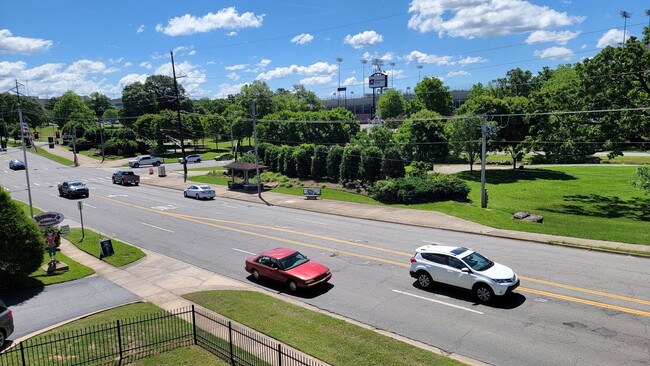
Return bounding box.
[191,305,197,345]
[20,342,26,366]
[278,343,282,366]
[117,320,123,365]
[228,321,234,365]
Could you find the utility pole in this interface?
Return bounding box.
[14,79,34,217]
[480,115,488,209]
[171,51,188,182]
[252,102,262,200]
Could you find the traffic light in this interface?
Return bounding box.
[34,131,39,139]
[55,131,60,138]
[48,136,55,148]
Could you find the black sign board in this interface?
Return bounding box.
[99,238,115,258]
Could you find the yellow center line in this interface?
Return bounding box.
[519,287,650,317]
[97,195,650,314]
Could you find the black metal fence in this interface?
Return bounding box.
[0,305,327,366]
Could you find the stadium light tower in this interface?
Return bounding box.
[417,65,423,82]
[620,10,631,44]
[361,59,368,96]
[336,57,343,106]
[389,62,396,88]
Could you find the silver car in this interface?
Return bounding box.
[0,299,14,347]
[179,154,202,164]
[183,185,215,200]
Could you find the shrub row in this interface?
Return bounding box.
[369,174,470,204]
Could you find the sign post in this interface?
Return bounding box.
[78,201,84,239]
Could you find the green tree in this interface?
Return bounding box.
[446,117,482,173]
[631,166,650,194]
[0,188,45,286]
[414,77,453,115]
[340,145,362,183]
[85,92,114,118]
[381,146,405,179]
[102,108,120,127]
[326,145,344,181]
[377,89,405,118]
[121,82,156,121]
[311,145,328,180]
[360,145,383,183]
[238,80,274,118]
[53,91,97,129]
[395,109,449,163]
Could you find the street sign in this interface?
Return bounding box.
[33,212,65,227]
[60,225,70,236]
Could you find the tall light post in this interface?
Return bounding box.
[336,57,343,107]
[389,62,396,88]
[361,59,368,96]
[417,65,423,82]
[620,11,631,44]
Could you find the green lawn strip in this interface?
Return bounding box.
[65,228,145,266]
[9,251,95,289]
[128,346,229,366]
[184,290,465,366]
[27,146,75,166]
[187,166,227,172]
[78,150,123,161]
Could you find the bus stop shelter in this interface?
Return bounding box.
[225,162,268,190]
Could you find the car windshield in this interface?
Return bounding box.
[70,182,84,187]
[462,251,494,271]
[198,185,211,190]
[279,251,309,270]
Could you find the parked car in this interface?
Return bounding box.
[58,180,89,198]
[183,185,215,200]
[112,170,140,186]
[9,159,25,170]
[0,299,14,347]
[128,155,163,168]
[409,245,519,303]
[245,248,332,292]
[214,153,234,161]
[179,154,202,164]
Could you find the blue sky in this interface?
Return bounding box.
[1,1,648,101]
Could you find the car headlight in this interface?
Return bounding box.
[494,279,510,284]
[304,279,315,284]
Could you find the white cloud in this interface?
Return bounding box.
[258,59,271,68]
[139,62,152,69]
[291,33,314,45]
[343,77,358,86]
[157,7,265,36]
[447,70,470,77]
[404,50,454,66]
[227,72,240,81]
[525,30,580,45]
[362,51,394,61]
[119,73,148,88]
[226,31,237,37]
[457,56,486,65]
[257,62,337,80]
[0,60,26,77]
[153,61,207,96]
[225,64,247,71]
[343,30,383,49]
[533,46,574,60]
[136,25,145,33]
[215,83,246,98]
[597,29,626,48]
[408,0,585,38]
[300,75,332,85]
[66,60,108,74]
[0,29,53,54]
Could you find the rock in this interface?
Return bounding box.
[513,211,530,220]
[523,214,544,223]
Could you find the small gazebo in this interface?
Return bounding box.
[225,162,268,190]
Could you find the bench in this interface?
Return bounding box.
[303,188,321,200]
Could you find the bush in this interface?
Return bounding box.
[294,148,311,178]
[326,145,344,181]
[381,147,405,179]
[311,145,328,180]
[69,137,94,151]
[360,146,383,183]
[103,138,140,156]
[340,145,362,184]
[369,173,470,204]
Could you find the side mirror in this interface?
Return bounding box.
[461,268,471,273]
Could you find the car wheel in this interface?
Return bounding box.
[0,330,5,347]
[58,189,63,196]
[417,272,433,289]
[287,280,298,292]
[252,269,260,280]
[67,191,72,198]
[475,284,493,303]
[154,162,161,166]
[85,192,89,198]
[112,178,116,184]
[133,163,139,168]
[195,194,200,200]
[183,191,188,198]
[134,182,139,186]
[197,159,201,163]
[120,179,125,185]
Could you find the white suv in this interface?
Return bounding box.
[179,154,202,163]
[409,245,519,303]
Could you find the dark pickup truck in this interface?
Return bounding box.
[112,170,140,186]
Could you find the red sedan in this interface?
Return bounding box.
[245,248,332,292]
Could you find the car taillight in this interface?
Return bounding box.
[410,257,416,263]
[7,310,12,318]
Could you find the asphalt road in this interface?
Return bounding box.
[1,150,649,366]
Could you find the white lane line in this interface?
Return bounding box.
[294,218,327,226]
[220,203,240,209]
[391,289,484,314]
[232,248,256,255]
[33,182,41,186]
[107,194,128,197]
[84,203,97,208]
[140,222,174,233]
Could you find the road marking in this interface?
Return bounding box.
[140,222,174,233]
[96,195,650,314]
[152,204,177,211]
[294,218,327,225]
[233,248,256,255]
[83,204,97,208]
[107,194,128,197]
[392,289,484,314]
[33,182,40,186]
[519,287,650,317]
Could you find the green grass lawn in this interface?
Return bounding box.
[185,290,464,366]
[65,228,146,266]
[192,165,649,245]
[29,146,75,166]
[9,251,96,289]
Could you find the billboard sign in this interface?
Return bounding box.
[369,72,387,89]
[33,211,65,227]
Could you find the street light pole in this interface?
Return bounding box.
[361,59,367,97]
[620,11,631,44]
[417,65,423,83]
[336,57,343,107]
[389,62,396,88]
[171,51,188,182]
